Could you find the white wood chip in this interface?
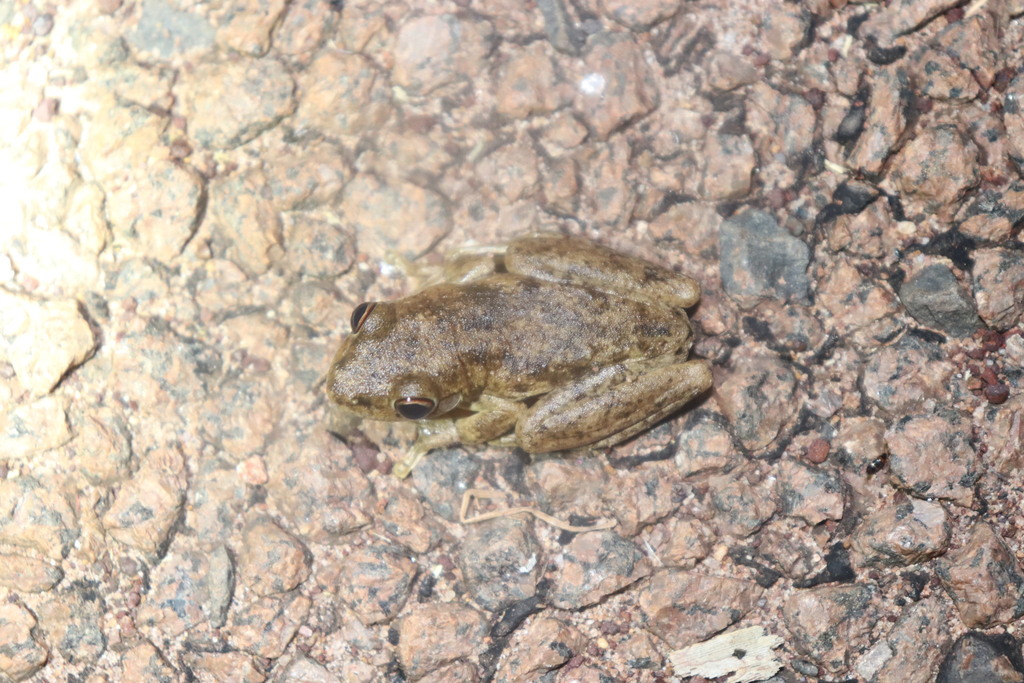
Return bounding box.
[668,626,784,683]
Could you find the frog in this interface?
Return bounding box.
[326,233,713,478]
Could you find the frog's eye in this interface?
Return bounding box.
[394,397,436,420]
[350,302,377,333]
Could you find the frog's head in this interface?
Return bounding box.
[326,301,462,422]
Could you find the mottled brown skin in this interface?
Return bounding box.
[326,234,713,476]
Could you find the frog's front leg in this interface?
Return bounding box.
[392,395,524,478]
[514,357,712,453]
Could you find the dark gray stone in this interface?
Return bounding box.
[127,0,214,59]
[937,632,1024,683]
[537,0,585,54]
[719,209,810,305]
[548,531,650,609]
[898,264,981,337]
[411,448,481,522]
[458,517,540,611]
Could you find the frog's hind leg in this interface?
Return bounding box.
[504,234,701,309]
[515,358,713,454]
[382,242,508,291]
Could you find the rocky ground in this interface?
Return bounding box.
[1,0,1024,681]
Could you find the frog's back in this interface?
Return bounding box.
[398,273,690,398]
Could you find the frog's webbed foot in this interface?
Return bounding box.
[392,422,461,479]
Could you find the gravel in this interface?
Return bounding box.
[1,0,1023,680]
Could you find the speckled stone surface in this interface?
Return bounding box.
[1,0,1023,681]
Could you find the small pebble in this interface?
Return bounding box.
[33,97,58,122]
[806,438,830,464]
[980,330,1005,352]
[984,383,1010,405]
[31,13,54,36]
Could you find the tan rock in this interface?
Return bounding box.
[548,530,651,609]
[119,641,177,681]
[0,476,78,560]
[495,42,569,119]
[0,603,48,682]
[102,447,187,554]
[65,181,109,256]
[707,472,778,537]
[78,101,168,184]
[182,651,266,683]
[638,569,764,648]
[2,226,100,297]
[340,174,450,260]
[294,50,393,139]
[35,584,106,666]
[105,159,205,262]
[647,517,713,569]
[337,544,418,624]
[237,518,311,596]
[265,141,350,211]
[885,414,979,507]
[397,602,487,680]
[762,6,810,60]
[61,407,133,485]
[600,0,679,30]
[746,82,816,169]
[138,545,234,637]
[376,489,435,554]
[264,431,374,543]
[701,132,755,200]
[776,459,845,525]
[826,195,896,259]
[674,410,734,475]
[458,517,538,612]
[0,291,95,397]
[176,57,295,149]
[714,350,796,451]
[860,0,963,46]
[0,553,63,592]
[817,259,903,350]
[273,654,343,683]
[602,462,679,536]
[215,0,288,55]
[846,67,907,175]
[0,394,72,460]
[972,247,1024,330]
[861,335,954,415]
[707,50,759,91]
[859,598,951,683]
[937,523,1024,628]
[228,592,312,658]
[852,499,950,568]
[889,124,980,220]
[496,617,585,683]
[574,32,658,140]
[783,584,878,673]
[275,0,335,63]
[392,14,493,96]
[1007,73,1024,164]
[208,167,283,277]
[579,136,634,227]
[280,213,356,282]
